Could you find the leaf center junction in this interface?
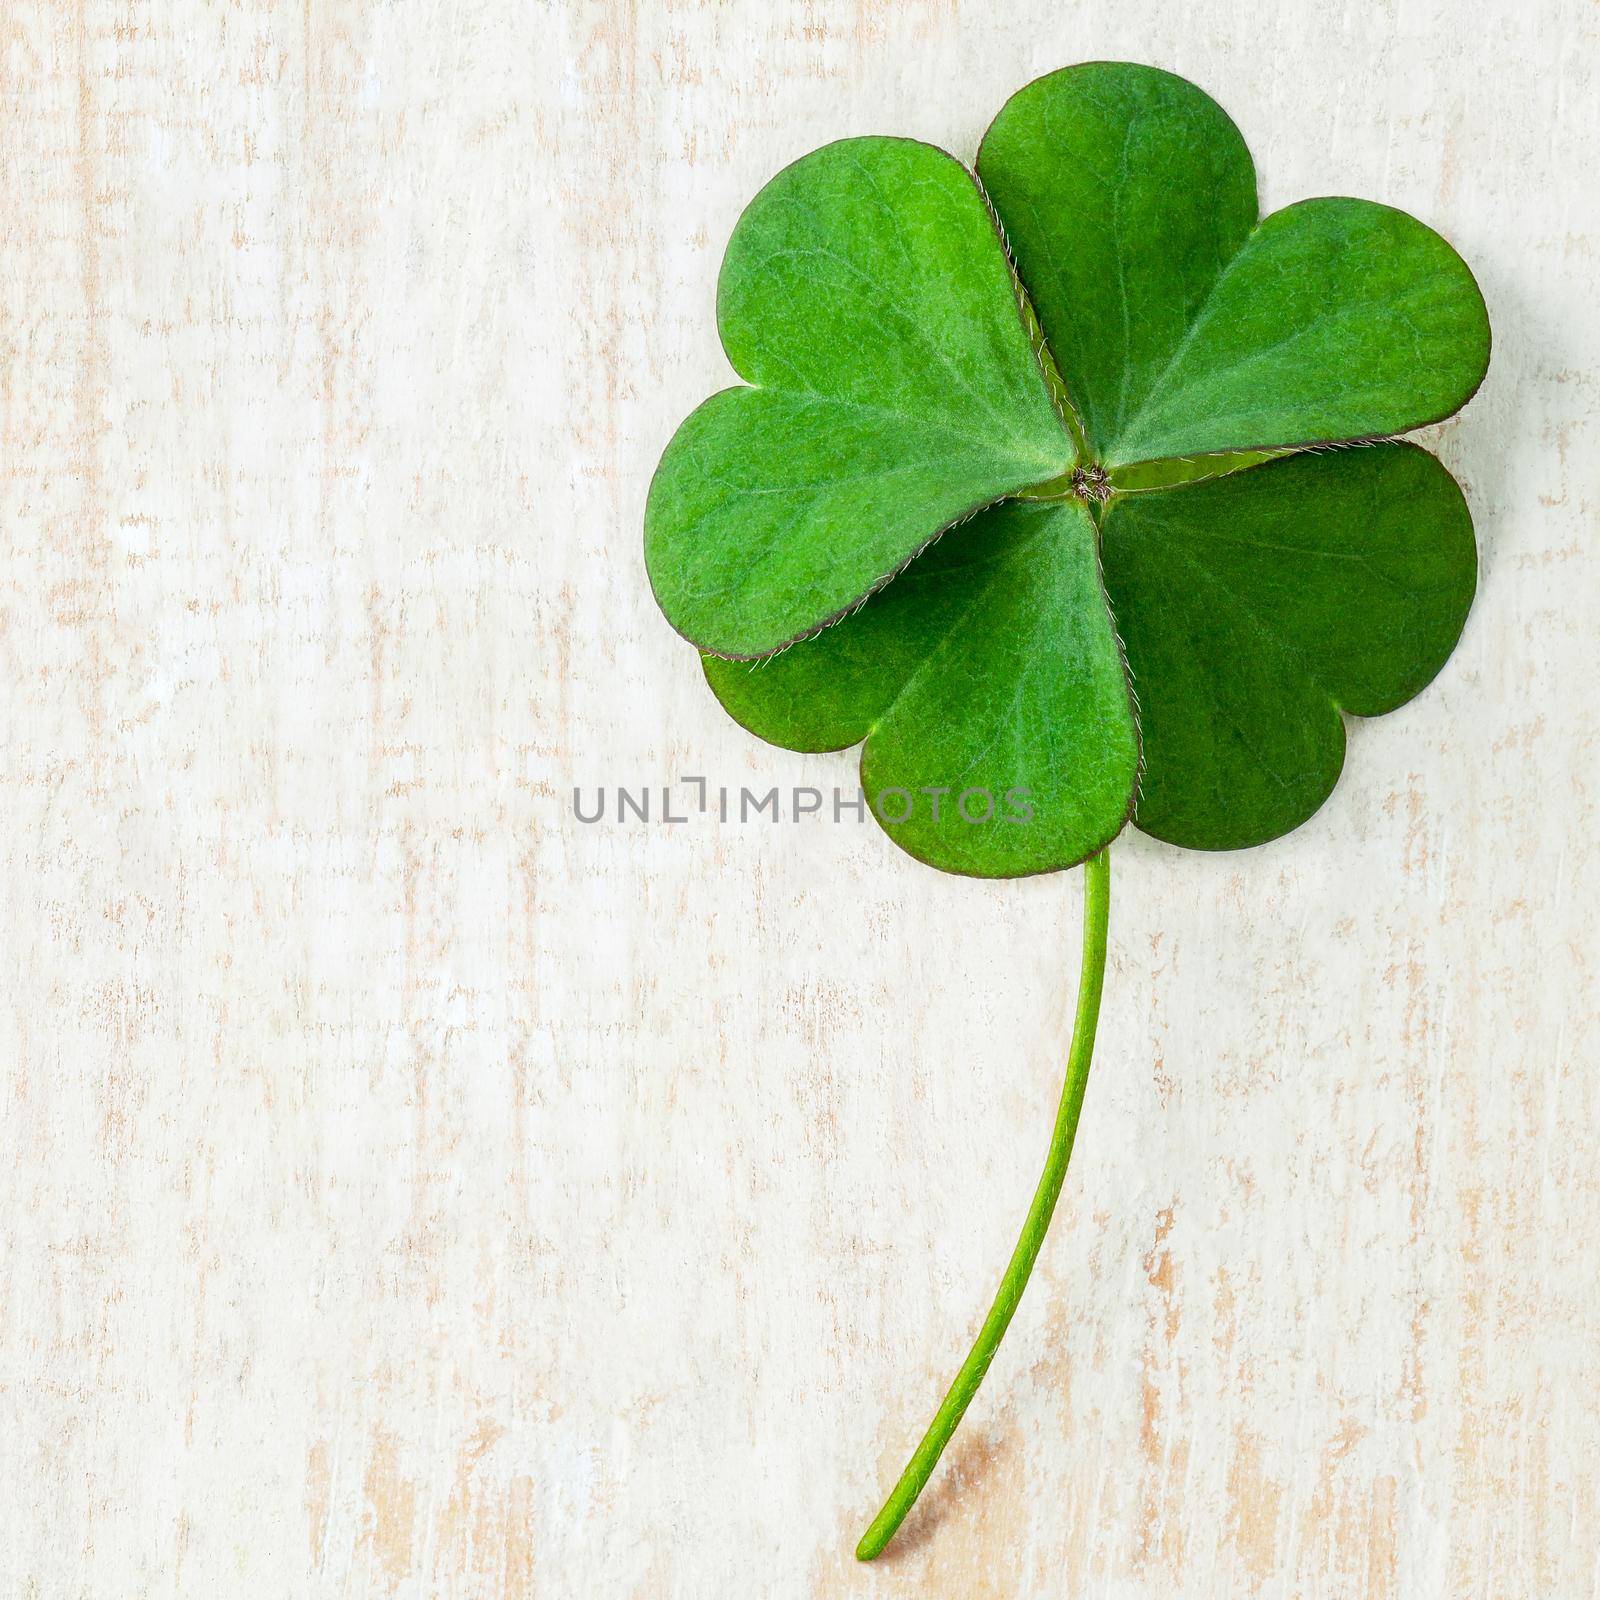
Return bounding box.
[1070,464,1113,503]
[1016,460,1115,505]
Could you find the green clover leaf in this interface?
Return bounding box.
[650,61,1487,875]
[645,136,1075,658]
[978,64,1488,465]
[642,61,1490,1559]
[706,494,1140,874]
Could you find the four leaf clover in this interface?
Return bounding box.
[647,61,1487,875]
[643,61,1490,1560]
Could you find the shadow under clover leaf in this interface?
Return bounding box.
[643,60,1489,1559]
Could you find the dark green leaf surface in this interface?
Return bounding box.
[705,499,1139,876]
[645,137,1073,658]
[978,64,1490,467]
[1100,444,1477,849]
[975,63,1258,461]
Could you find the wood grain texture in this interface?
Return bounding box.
[1,1,1595,1595]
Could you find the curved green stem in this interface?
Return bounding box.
[855,847,1112,1561]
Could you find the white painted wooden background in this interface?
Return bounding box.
[2,2,1596,1595]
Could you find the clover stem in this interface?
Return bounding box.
[856,847,1112,1561]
